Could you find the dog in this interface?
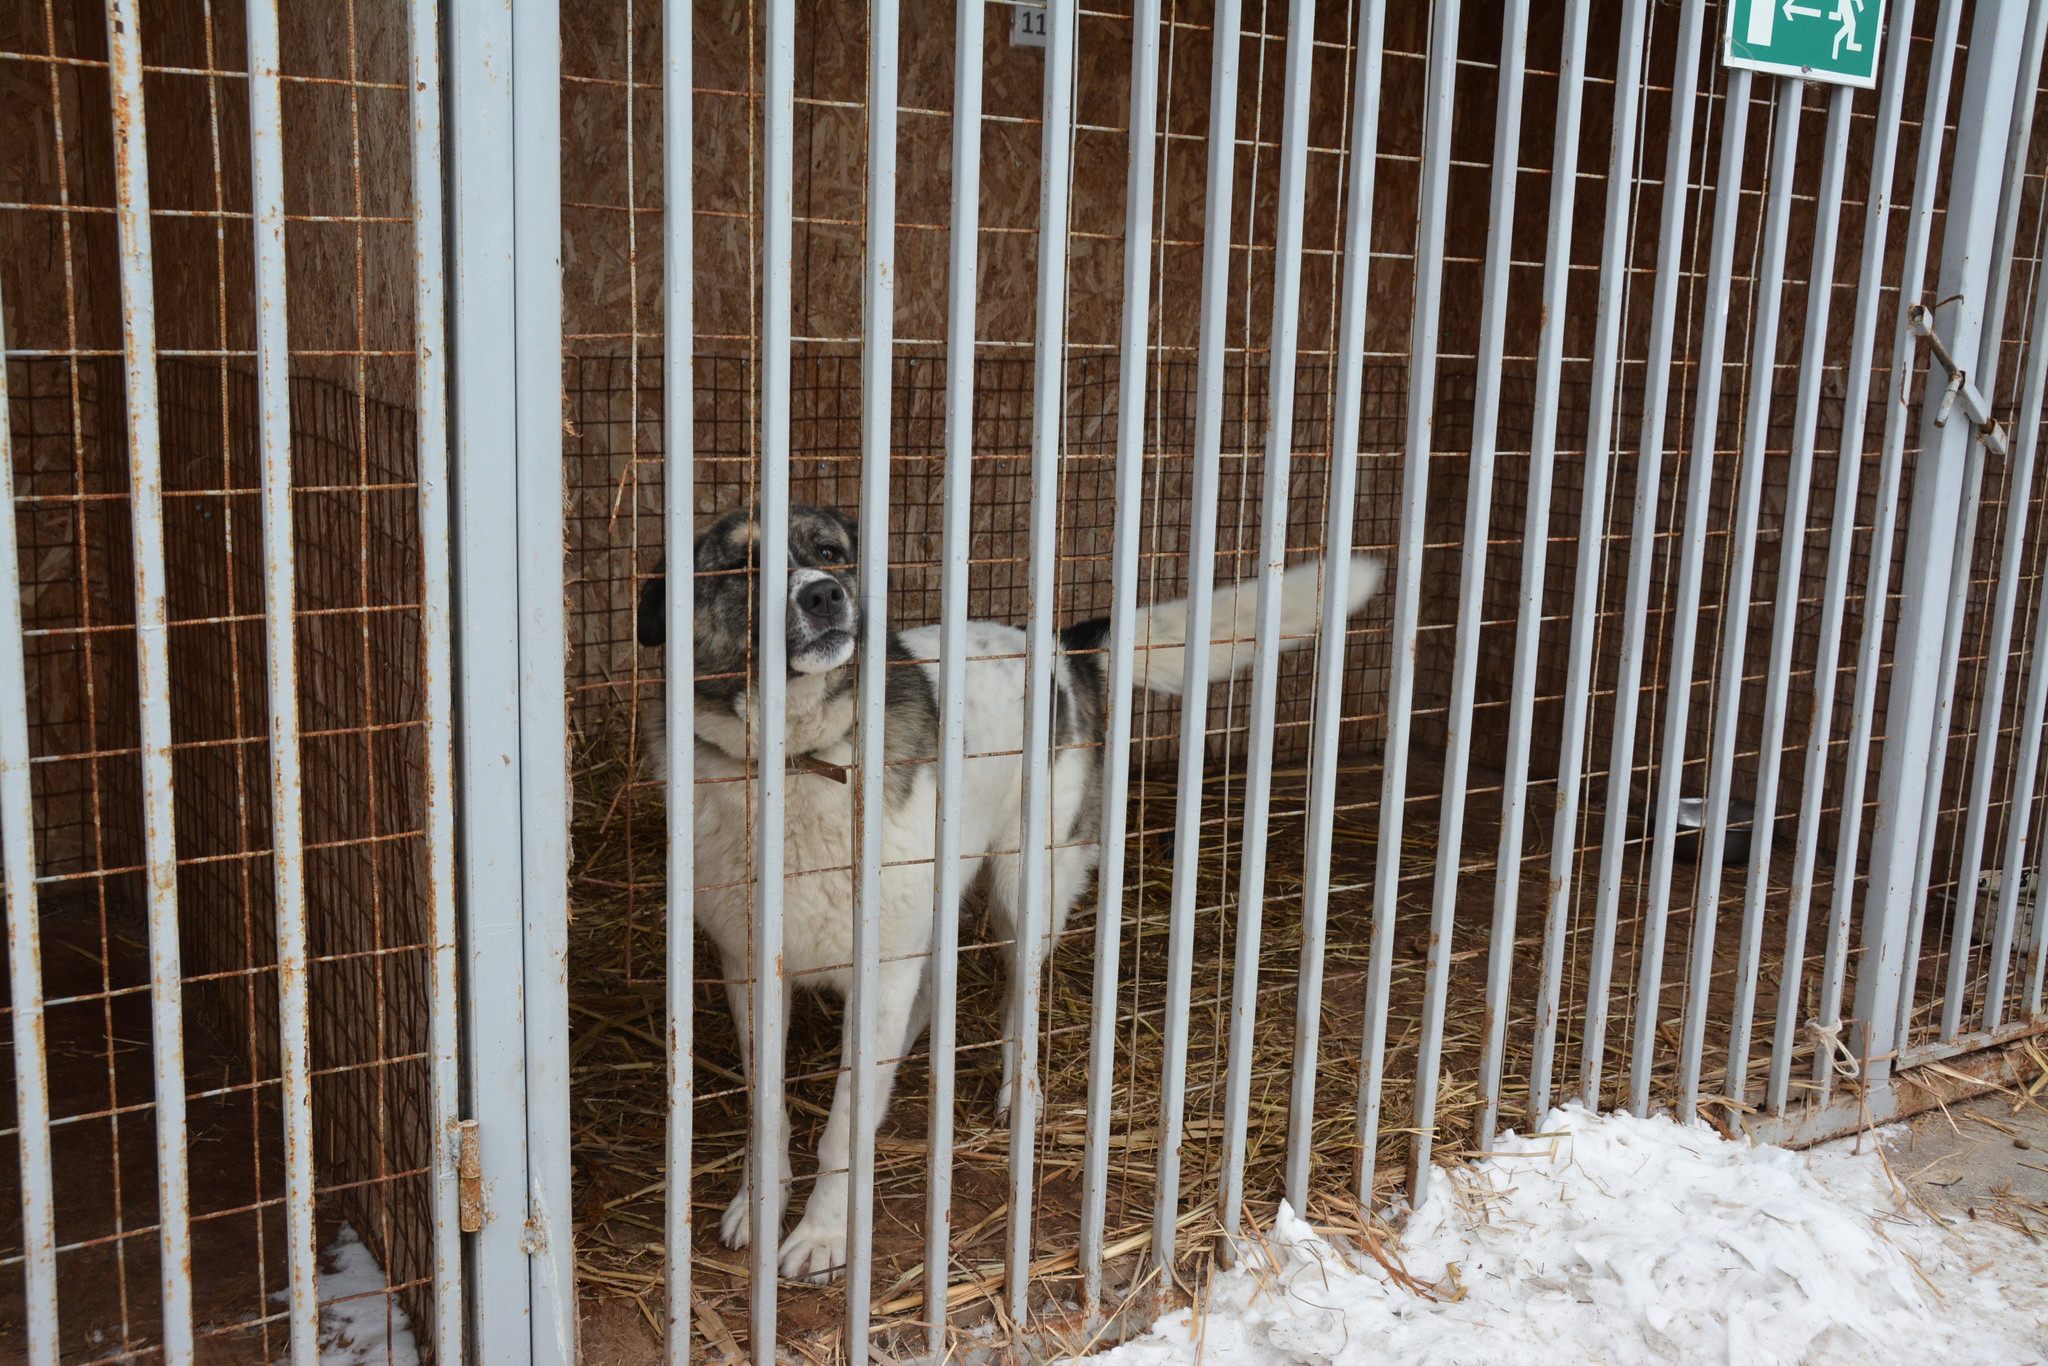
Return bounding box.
[636,503,1382,1282]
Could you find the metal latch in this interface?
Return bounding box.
[1906,302,2009,458]
[457,1119,484,1233]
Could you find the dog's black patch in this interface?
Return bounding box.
[637,556,668,648]
[1060,616,1112,655]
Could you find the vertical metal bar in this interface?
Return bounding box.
[662,1,696,1358]
[447,0,537,1346]
[1975,0,2048,399]
[1940,0,2048,1040]
[1728,84,1851,1103]
[1217,0,1314,1247]
[1081,0,1158,1315]
[1289,0,1383,1213]
[1361,0,1459,1202]
[0,241,59,1366]
[1448,0,1534,1141]
[103,5,195,1356]
[1523,0,1648,1128]
[407,0,464,1352]
[1817,0,1962,1102]
[1676,80,1802,1120]
[755,0,796,1350]
[1581,0,1708,1111]
[1629,65,1753,1118]
[845,0,897,1347]
[1454,0,1532,1131]
[511,0,573,1354]
[1893,449,1989,1051]
[1851,0,2028,1091]
[244,1,317,1356]
[1975,245,2048,1032]
[1010,0,1076,1323]
[1155,0,1237,1270]
[1768,7,1916,1117]
[926,0,983,1347]
[1465,0,1588,1167]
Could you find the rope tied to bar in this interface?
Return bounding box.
[1807,1018,1863,1080]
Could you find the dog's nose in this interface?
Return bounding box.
[796,577,845,620]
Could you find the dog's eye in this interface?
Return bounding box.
[817,544,844,564]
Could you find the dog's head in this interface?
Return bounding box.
[636,504,862,688]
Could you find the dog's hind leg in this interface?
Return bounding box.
[718,959,794,1252]
[776,955,926,1282]
[989,837,1099,1122]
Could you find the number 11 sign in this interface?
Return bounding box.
[1726,0,1887,88]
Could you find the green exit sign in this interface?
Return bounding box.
[1725,0,1886,88]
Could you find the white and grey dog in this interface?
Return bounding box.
[636,504,1381,1281]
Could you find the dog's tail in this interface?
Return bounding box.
[1099,555,1383,697]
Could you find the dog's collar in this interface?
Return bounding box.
[789,752,850,784]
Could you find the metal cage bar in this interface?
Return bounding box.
[1360,0,1461,1201]
[661,0,696,1357]
[1581,0,1709,1111]
[1291,0,1384,1213]
[448,0,542,1346]
[1156,0,1240,1269]
[513,0,574,1351]
[1525,0,1648,1129]
[1769,3,1917,1118]
[753,0,797,1348]
[1892,421,1992,1049]
[1677,78,1803,1120]
[1630,64,1754,1117]
[1216,0,1316,1247]
[407,0,465,1348]
[1008,0,1078,1321]
[1082,0,1160,1315]
[1455,0,1533,1144]
[243,1,319,1355]
[104,3,196,1355]
[0,207,59,1366]
[925,0,985,1346]
[845,0,899,1341]
[1470,0,1589,1160]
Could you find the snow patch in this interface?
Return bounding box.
[1076,1104,2048,1366]
[271,1224,421,1366]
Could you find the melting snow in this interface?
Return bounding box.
[1076,1104,2048,1366]
[270,1224,420,1366]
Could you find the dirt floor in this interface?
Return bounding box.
[1879,1086,2048,1235]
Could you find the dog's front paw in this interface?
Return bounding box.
[720,1181,754,1249]
[777,1219,846,1284]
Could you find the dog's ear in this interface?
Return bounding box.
[637,554,667,648]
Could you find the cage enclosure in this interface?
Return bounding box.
[1,0,2046,1363]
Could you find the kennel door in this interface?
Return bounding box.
[0,0,467,1363]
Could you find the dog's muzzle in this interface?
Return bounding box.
[788,568,856,673]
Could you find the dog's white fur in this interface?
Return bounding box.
[660,556,1383,1281]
